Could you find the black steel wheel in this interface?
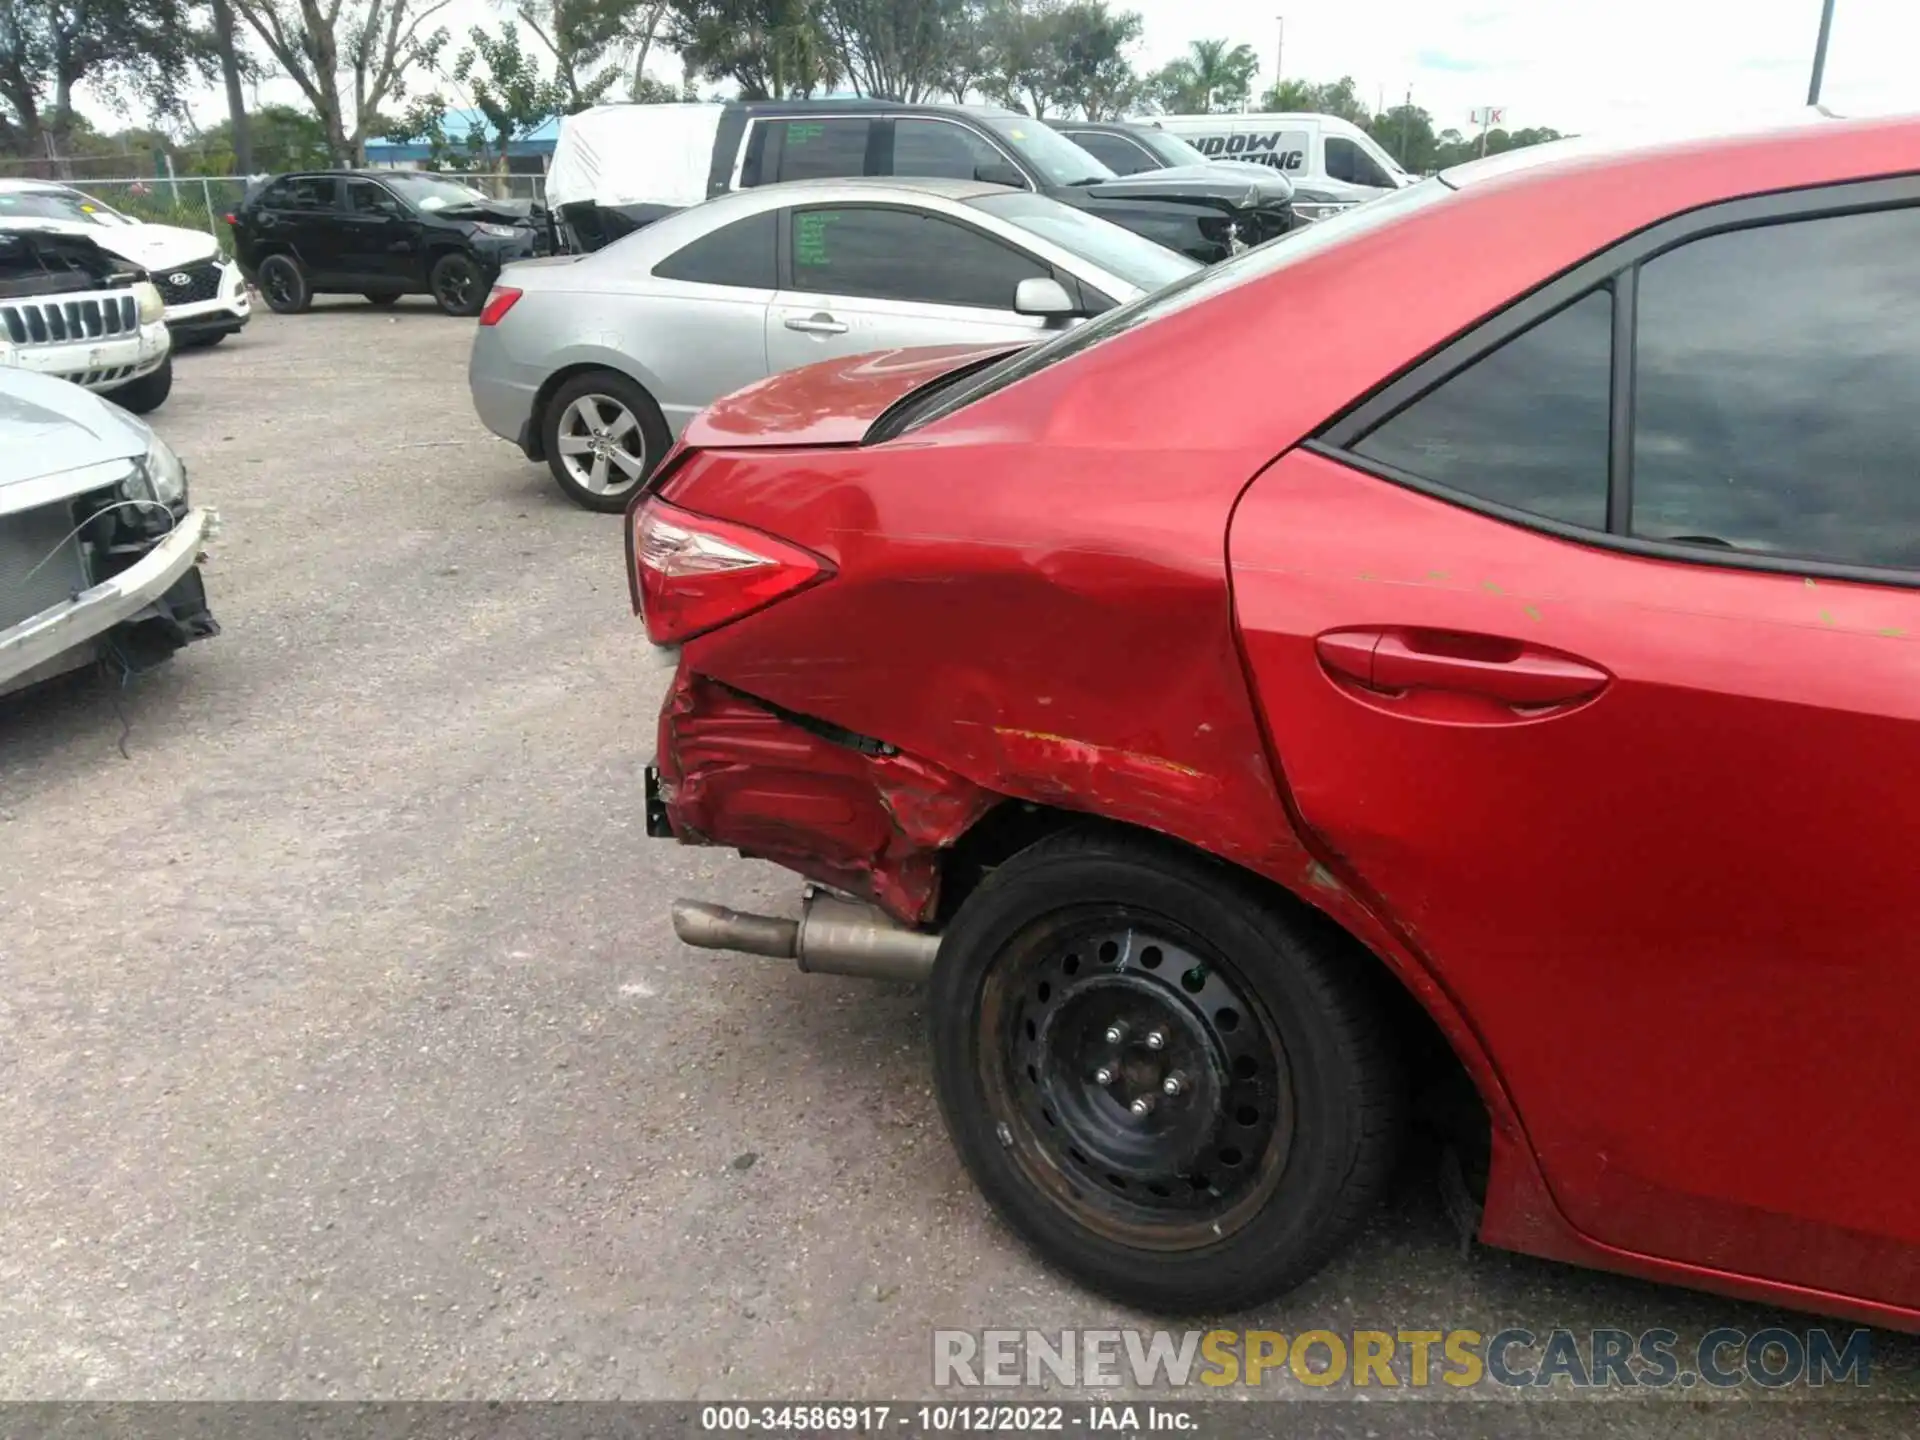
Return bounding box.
[930,827,1402,1313]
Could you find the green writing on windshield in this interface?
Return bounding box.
[787,123,824,145]
[795,211,834,268]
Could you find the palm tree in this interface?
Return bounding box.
[1152,37,1260,114]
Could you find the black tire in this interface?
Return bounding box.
[428,252,484,317]
[257,254,310,314]
[539,369,670,513]
[364,292,402,307]
[929,827,1403,1314]
[106,355,173,415]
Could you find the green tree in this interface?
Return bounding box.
[1258,73,1368,124]
[201,0,255,172]
[1148,37,1258,114]
[1431,122,1564,168]
[191,102,330,171]
[1367,101,1435,171]
[227,0,451,163]
[1048,0,1141,119]
[822,0,963,100]
[453,24,571,166]
[976,0,1066,116]
[518,0,668,105]
[666,0,840,98]
[934,0,987,101]
[0,0,201,170]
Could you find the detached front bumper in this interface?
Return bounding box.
[0,505,218,690]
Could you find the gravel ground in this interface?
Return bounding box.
[0,305,1914,1424]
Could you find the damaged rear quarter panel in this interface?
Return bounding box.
[659,412,1315,907]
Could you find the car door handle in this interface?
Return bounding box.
[1315,628,1610,706]
[784,314,848,334]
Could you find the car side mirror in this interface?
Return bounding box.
[1014,276,1080,319]
[975,160,1027,189]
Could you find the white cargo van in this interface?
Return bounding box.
[1148,113,1410,215]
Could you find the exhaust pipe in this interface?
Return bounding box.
[671,888,940,983]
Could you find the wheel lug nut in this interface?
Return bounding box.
[1129,1096,1155,1117]
[1104,1023,1128,1044]
[1145,1030,1166,1051]
[1093,1066,1115,1086]
[1162,1073,1185,1096]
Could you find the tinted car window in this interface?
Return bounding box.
[1325,137,1394,189]
[790,206,1046,309]
[893,119,1022,185]
[653,210,777,289]
[345,179,402,216]
[967,192,1198,294]
[1354,288,1613,528]
[769,119,872,182]
[275,176,338,209]
[1059,130,1155,176]
[1632,208,1920,570]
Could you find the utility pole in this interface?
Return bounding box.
[1273,17,1284,96]
[1807,0,1837,105]
[1400,85,1412,167]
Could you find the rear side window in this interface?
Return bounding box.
[270,176,338,209]
[789,206,1046,309]
[892,120,1023,185]
[653,211,777,289]
[1631,208,1920,569]
[1354,289,1614,528]
[763,119,872,183]
[1061,131,1155,176]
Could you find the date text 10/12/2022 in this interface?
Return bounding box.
[699,1406,1198,1433]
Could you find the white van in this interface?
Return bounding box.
[1148,113,1410,215]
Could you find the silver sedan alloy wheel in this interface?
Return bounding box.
[555,393,649,498]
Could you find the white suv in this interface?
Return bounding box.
[0,179,251,346]
[0,222,172,412]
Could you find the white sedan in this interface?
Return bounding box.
[0,178,251,346]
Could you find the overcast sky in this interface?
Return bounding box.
[96,0,1915,142]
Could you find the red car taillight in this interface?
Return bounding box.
[630,498,832,645]
[478,286,522,326]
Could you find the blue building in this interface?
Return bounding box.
[364,108,562,172]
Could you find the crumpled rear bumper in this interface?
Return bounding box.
[653,669,998,924]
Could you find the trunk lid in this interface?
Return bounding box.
[682,342,1023,451]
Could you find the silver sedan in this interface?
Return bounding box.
[468,176,1200,510]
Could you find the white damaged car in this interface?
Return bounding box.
[0,366,218,699]
[0,179,251,347]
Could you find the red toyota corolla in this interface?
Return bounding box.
[631,113,1920,1327]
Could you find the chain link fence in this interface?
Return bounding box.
[74,178,255,254]
[4,170,547,255]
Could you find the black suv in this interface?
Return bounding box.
[229,171,549,317]
[1048,119,1351,220]
[554,101,1295,264]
